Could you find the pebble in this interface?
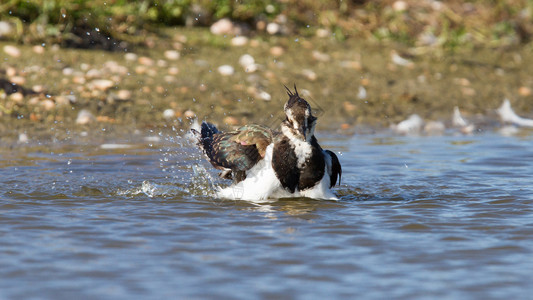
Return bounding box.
[89,79,115,91]
[239,54,255,67]
[340,60,362,70]
[312,50,330,62]
[62,67,74,76]
[393,0,408,11]
[231,36,248,46]
[184,110,196,119]
[168,67,179,75]
[0,21,13,37]
[86,69,102,78]
[424,121,446,135]
[72,76,86,84]
[218,65,235,76]
[302,69,317,81]
[210,18,234,35]
[18,133,29,143]
[357,86,367,99]
[316,28,331,38]
[164,50,180,60]
[3,45,21,58]
[41,99,56,111]
[257,90,271,101]
[244,64,258,73]
[224,116,239,126]
[116,89,132,100]
[518,86,531,96]
[10,76,26,86]
[32,45,45,54]
[163,108,176,119]
[32,85,45,93]
[55,95,70,106]
[266,23,281,35]
[138,56,154,66]
[269,46,284,57]
[124,53,138,61]
[9,92,24,103]
[76,109,95,125]
[6,67,17,77]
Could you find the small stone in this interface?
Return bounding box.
[32,85,45,93]
[62,67,74,76]
[302,69,317,81]
[164,75,175,83]
[6,67,16,77]
[163,108,176,119]
[218,65,235,76]
[90,79,115,91]
[138,56,154,66]
[340,123,351,130]
[184,110,196,119]
[210,18,234,35]
[0,21,13,37]
[518,86,531,96]
[168,67,179,75]
[124,52,138,61]
[269,46,284,57]
[340,60,362,70]
[9,92,24,103]
[18,133,29,143]
[41,99,55,111]
[164,50,180,60]
[55,95,70,106]
[86,69,102,78]
[316,28,331,38]
[231,36,248,46]
[224,116,239,126]
[239,54,255,67]
[76,109,95,125]
[32,45,45,54]
[266,23,281,35]
[392,1,408,11]
[257,90,271,101]
[244,64,258,73]
[424,121,446,135]
[135,65,147,74]
[10,76,26,86]
[312,50,330,62]
[116,89,132,100]
[72,76,86,84]
[3,45,21,58]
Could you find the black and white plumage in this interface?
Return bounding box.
[192,85,342,200]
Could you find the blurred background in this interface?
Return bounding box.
[1,0,532,134]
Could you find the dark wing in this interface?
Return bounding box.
[199,123,273,182]
[325,150,342,188]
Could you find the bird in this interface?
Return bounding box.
[192,85,342,201]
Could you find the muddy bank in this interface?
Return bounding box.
[1,28,532,137]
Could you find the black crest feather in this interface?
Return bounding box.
[284,84,299,98]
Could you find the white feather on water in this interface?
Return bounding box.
[497,99,533,127]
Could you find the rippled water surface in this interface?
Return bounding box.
[1,129,532,299]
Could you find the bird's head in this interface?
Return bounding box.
[283,85,317,141]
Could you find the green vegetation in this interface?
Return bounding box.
[0,0,532,50]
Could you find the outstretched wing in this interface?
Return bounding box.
[204,124,273,176]
[324,150,342,188]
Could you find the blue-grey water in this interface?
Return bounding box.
[1,128,532,299]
